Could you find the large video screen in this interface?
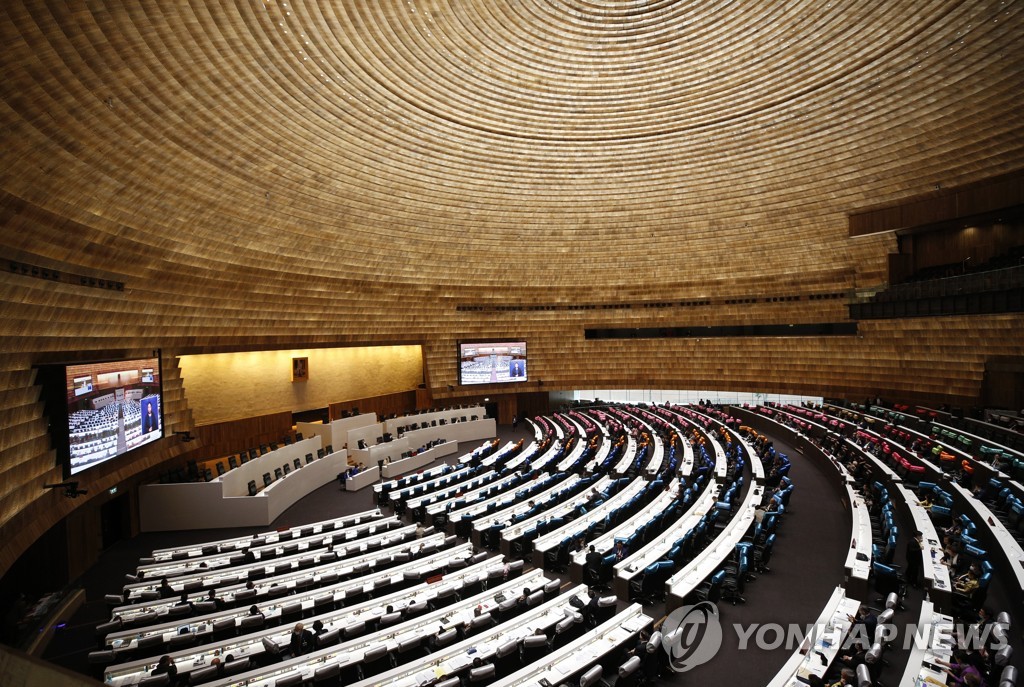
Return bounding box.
[61,357,164,476]
[458,341,528,385]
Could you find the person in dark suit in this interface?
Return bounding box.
[289,622,314,657]
[905,530,924,588]
[158,577,175,599]
[585,545,603,571]
[142,401,159,433]
[207,589,226,611]
[151,655,177,683]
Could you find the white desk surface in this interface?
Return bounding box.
[215,437,323,496]
[442,473,548,522]
[584,436,614,473]
[666,484,763,597]
[676,428,695,476]
[615,484,719,582]
[428,471,524,518]
[644,435,666,476]
[116,531,447,621]
[473,473,578,533]
[555,429,589,472]
[406,470,495,512]
[382,442,457,479]
[203,581,580,687]
[896,486,952,595]
[105,553,504,685]
[765,586,861,687]
[898,599,956,687]
[148,509,384,560]
[533,476,649,555]
[378,463,456,498]
[492,604,652,687]
[385,406,485,434]
[501,476,611,543]
[138,515,400,579]
[398,418,497,452]
[573,479,679,567]
[950,483,1024,589]
[736,431,766,482]
[345,466,380,491]
[611,435,639,475]
[844,485,873,582]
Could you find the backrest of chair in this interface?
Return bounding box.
[619,655,642,678]
[470,612,494,631]
[555,616,575,635]
[522,634,547,650]
[222,658,251,676]
[313,662,341,682]
[579,664,603,687]
[646,630,662,653]
[435,628,458,648]
[399,636,421,654]
[856,663,871,687]
[362,645,387,663]
[378,611,402,627]
[469,664,496,682]
[189,665,220,685]
[262,636,280,656]
[87,649,115,664]
[344,621,366,639]
[527,590,544,607]
[274,674,303,687]
[212,617,236,635]
[435,678,461,687]
[316,629,340,648]
[239,615,264,631]
[495,638,518,658]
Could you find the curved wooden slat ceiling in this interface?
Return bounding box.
[1,0,1019,289]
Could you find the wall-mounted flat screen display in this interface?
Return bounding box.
[38,356,165,478]
[458,341,528,385]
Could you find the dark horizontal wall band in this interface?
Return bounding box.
[848,171,1024,236]
[584,322,858,340]
[456,291,847,313]
[849,288,1024,320]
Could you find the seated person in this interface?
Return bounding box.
[151,655,177,682]
[157,577,175,599]
[846,606,877,647]
[953,564,981,595]
[207,589,226,610]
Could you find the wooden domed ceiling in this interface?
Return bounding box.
[2,0,1020,292]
